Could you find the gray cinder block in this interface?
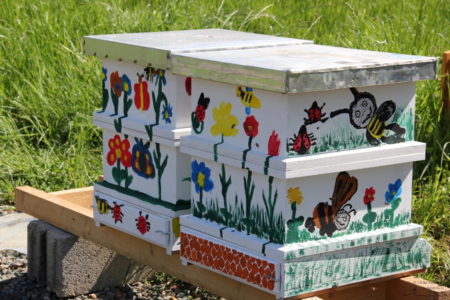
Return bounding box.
[28,220,154,298]
[27,220,55,284]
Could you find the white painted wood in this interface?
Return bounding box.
[93,191,170,248]
[181,139,425,178]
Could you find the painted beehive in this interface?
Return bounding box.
[176,44,438,297]
[83,29,313,254]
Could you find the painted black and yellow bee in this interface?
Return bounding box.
[143,66,156,83]
[305,172,358,237]
[95,196,110,215]
[236,86,261,115]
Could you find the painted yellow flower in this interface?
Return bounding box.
[287,187,303,206]
[210,102,239,137]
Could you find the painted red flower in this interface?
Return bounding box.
[243,115,259,137]
[185,77,192,96]
[106,135,132,168]
[110,71,122,97]
[134,76,150,112]
[364,187,376,205]
[268,130,281,156]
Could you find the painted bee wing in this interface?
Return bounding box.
[376,100,396,121]
[332,172,358,210]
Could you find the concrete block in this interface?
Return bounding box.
[28,220,155,298]
[27,220,55,284]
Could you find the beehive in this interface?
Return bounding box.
[176,44,437,297]
[83,29,313,254]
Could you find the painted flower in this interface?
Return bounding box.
[131,138,155,179]
[364,187,376,205]
[134,76,150,112]
[106,134,132,167]
[191,160,214,194]
[195,93,210,122]
[153,69,167,86]
[121,74,132,96]
[385,179,402,205]
[210,102,239,137]
[287,187,303,206]
[110,71,122,97]
[243,115,259,137]
[161,103,173,124]
[102,67,107,82]
[268,130,281,156]
[185,77,192,96]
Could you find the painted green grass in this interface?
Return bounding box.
[0,0,449,288]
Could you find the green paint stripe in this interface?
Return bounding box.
[96,181,191,211]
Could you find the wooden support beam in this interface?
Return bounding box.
[15,186,276,300]
[442,51,450,112]
[386,276,450,300]
[14,185,449,300]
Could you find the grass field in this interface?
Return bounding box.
[0,0,449,290]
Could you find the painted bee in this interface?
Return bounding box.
[236,86,260,115]
[304,101,329,125]
[95,196,110,214]
[330,88,406,145]
[305,172,358,237]
[143,66,156,83]
[289,125,316,155]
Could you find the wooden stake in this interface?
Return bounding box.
[442,51,450,112]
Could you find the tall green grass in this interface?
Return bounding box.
[0,0,449,287]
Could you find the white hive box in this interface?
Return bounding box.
[83,29,313,254]
[176,44,437,297]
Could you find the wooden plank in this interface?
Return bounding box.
[15,186,276,300]
[49,187,93,210]
[442,51,450,112]
[386,276,450,300]
[289,269,425,300]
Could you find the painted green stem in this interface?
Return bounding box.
[122,92,132,117]
[191,112,204,134]
[262,176,278,242]
[153,143,168,201]
[146,72,168,141]
[242,135,253,169]
[213,134,224,162]
[291,202,297,220]
[243,169,255,235]
[264,155,273,175]
[219,163,232,227]
[102,80,109,112]
[199,188,203,219]
[110,88,119,116]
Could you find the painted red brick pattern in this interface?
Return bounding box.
[180,232,276,291]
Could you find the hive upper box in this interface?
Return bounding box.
[83,29,313,70]
[172,44,438,93]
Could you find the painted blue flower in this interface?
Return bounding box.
[131,138,155,179]
[191,160,214,194]
[121,74,132,96]
[102,67,107,82]
[153,69,167,86]
[385,179,402,205]
[161,103,173,124]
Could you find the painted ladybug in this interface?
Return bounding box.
[112,202,124,224]
[304,101,329,125]
[289,125,317,155]
[136,211,151,235]
[195,92,210,123]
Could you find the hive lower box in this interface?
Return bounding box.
[180,224,430,298]
[179,140,430,297]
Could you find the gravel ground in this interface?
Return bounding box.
[0,208,222,300]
